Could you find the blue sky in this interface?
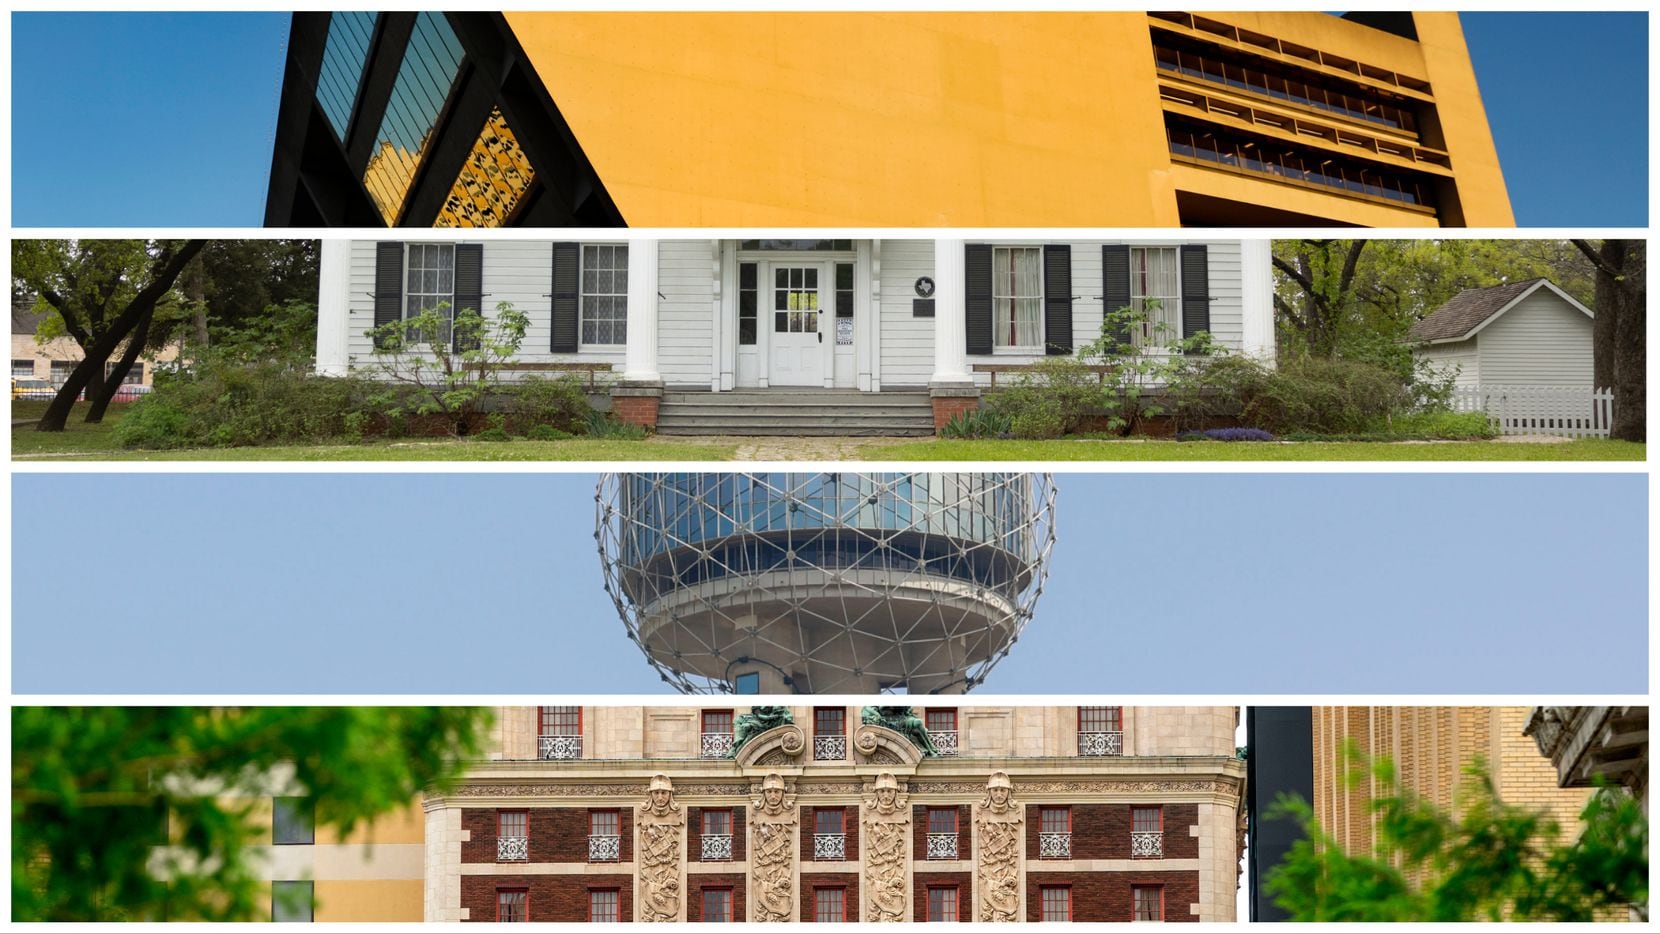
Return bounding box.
[12,473,1646,695]
[8,11,1649,227]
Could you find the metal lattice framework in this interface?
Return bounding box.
[597,473,1057,695]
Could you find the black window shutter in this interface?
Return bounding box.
[965,244,993,356]
[1102,245,1132,347]
[453,243,484,352]
[372,242,404,349]
[1180,244,1211,340]
[551,242,580,353]
[1042,244,1072,355]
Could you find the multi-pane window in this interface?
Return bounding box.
[271,880,314,922]
[1129,247,1181,343]
[702,888,732,922]
[1038,806,1071,859]
[927,886,959,922]
[405,243,456,336]
[992,246,1042,348]
[701,809,733,861]
[497,811,528,862]
[104,361,145,384]
[539,706,582,760]
[926,807,959,859]
[12,359,34,378]
[588,889,620,923]
[1132,806,1164,858]
[272,797,314,845]
[49,360,76,386]
[815,887,846,923]
[701,710,735,758]
[814,707,847,760]
[1040,885,1072,922]
[926,708,959,756]
[497,888,528,922]
[589,810,620,863]
[813,807,846,860]
[1132,885,1164,921]
[580,244,628,345]
[738,262,759,345]
[1078,706,1124,757]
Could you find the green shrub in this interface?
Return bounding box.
[500,375,593,434]
[1373,410,1496,440]
[941,407,1012,439]
[473,427,512,442]
[525,424,574,442]
[112,360,376,449]
[108,397,192,449]
[986,357,1105,439]
[585,410,648,440]
[1240,356,1414,435]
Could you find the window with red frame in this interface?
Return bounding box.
[590,810,619,837]
[1039,806,1070,835]
[814,706,846,736]
[927,885,959,922]
[925,708,957,732]
[702,808,732,840]
[1078,706,1123,732]
[589,888,620,923]
[702,710,734,734]
[927,807,958,836]
[498,810,527,838]
[1040,885,1071,922]
[1132,806,1162,834]
[815,807,845,836]
[496,889,527,922]
[702,888,732,922]
[1132,885,1163,922]
[814,887,845,922]
[539,705,580,735]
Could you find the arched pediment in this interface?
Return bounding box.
[733,724,806,770]
[853,724,926,768]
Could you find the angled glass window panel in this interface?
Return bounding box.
[363,12,466,225]
[317,11,379,141]
[436,107,539,228]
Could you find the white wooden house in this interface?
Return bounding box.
[1408,278,1595,388]
[316,238,1273,433]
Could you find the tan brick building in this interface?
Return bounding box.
[422,705,1245,923]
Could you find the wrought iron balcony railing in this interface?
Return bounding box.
[814,734,847,760]
[701,833,733,861]
[926,832,959,860]
[701,732,735,759]
[1038,832,1071,859]
[497,835,528,862]
[813,833,846,860]
[1078,730,1124,757]
[588,833,620,862]
[538,733,582,760]
[1131,831,1164,858]
[930,730,959,756]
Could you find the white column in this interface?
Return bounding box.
[623,239,661,383]
[313,239,353,377]
[930,238,971,386]
[1239,239,1276,365]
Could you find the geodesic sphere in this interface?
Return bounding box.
[597,473,1055,694]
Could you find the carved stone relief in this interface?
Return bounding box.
[749,772,798,922]
[636,774,685,922]
[861,772,911,922]
[975,771,1023,923]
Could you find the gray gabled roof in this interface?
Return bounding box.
[1407,278,1591,344]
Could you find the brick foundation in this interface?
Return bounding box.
[930,394,980,432]
[610,393,660,430]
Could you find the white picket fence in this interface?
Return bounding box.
[1448,386,1613,438]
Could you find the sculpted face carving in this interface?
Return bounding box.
[637,774,685,922]
[750,773,798,922]
[651,788,672,810]
[876,786,896,809]
[862,773,911,922]
[975,771,1022,923]
[764,785,783,809]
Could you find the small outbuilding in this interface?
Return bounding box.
[1407,278,1594,388]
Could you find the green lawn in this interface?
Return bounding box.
[11,402,736,462]
[862,437,1646,462]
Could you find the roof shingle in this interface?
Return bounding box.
[1406,278,1548,342]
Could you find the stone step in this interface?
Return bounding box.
[654,389,937,436]
[657,423,935,437]
[662,392,930,407]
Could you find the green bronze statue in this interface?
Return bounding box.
[860,705,941,757]
[732,705,795,755]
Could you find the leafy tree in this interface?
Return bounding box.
[12,706,491,922]
[13,239,205,429]
[363,301,531,434]
[1571,239,1645,442]
[175,240,320,356]
[1266,755,1647,922]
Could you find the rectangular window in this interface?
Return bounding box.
[738,262,758,345]
[992,246,1042,348]
[1040,885,1072,922]
[497,888,528,922]
[497,810,528,862]
[1038,806,1071,859]
[498,810,527,837]
[701,710,735,758]
[589,809,620,863]
[404,243,456,337]
[1132,805,1164,858]
[590,810,619,837]
[48,360,76,386]
[1079,706,1123,733]
[927,886,958,922]
[926,708,959,755]
[271,880,314,922]
[815,807,844,837]
[1132,806,1162,834]
[12,359,35,377]
[926,807,959,859]
[1040,806,1071,835]
[1132,885,1164,921]
[834,261,854,318]
[702,888,732,922]
[580,244,628,345]
[538,705,582,760]
[104,361,144,384]
[814,707,847,760]
[272,797,314,845]
[702,808,732,836]
[1129,247,1180,343]
[815,887,846,923]
[540,706,580,734]
[927,807,958,836]
[588,889,620,923]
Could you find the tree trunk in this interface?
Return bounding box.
[1610,240,1645,442]
[35,351,114,431]
[1590,242,1620,392]
[84,306,155,424]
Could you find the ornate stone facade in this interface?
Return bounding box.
[861,773,911,922]
[975,771,1024,922]
[749,773,799,922]
[636,774,685,922]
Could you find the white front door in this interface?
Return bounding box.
[767,263,828,386]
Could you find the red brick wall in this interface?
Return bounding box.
[800,805,860,862]
[611,394,659,429]
[799,872,859,922]
[1026,870,1200,922]
[912,872,971,922]
[687,806,747,863]
[688,873,745,922]
[1025,803,1197,861]
[460,873,633,922]
[912,804,969,862]
[462,807,633,864]
[931,395,980,432]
